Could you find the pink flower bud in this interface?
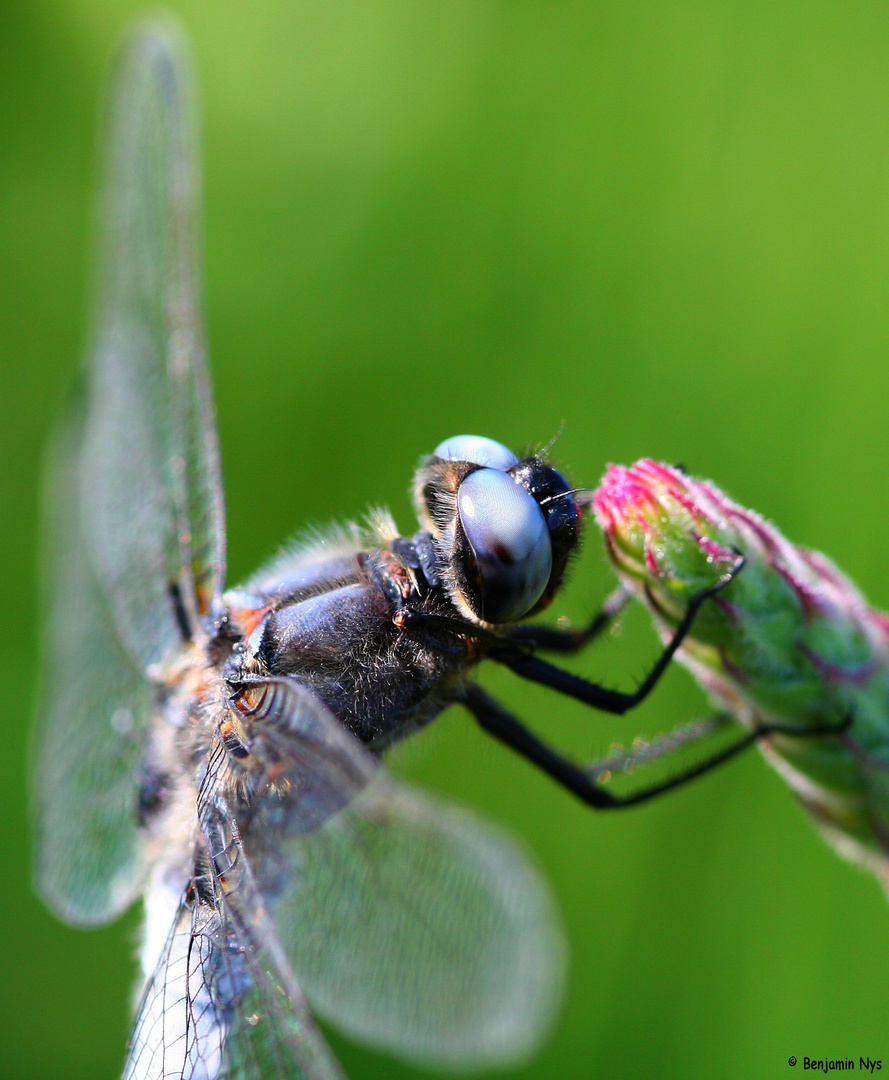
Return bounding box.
[593,460,889,886]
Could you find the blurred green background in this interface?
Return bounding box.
[6,1,889,1078]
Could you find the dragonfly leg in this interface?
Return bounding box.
[490,557,744,716]
[464,685,853,810]
[504,585,630,653]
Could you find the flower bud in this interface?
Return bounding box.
[593,459,889,884]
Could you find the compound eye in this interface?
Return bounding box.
[457,468,552,622]
[433,434,519,472]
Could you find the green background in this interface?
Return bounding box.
[5,2,889,1078]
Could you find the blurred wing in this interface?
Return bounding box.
[230,679,565,1071]
[34,20,224,923]
[122,676,377,1079]
[277,778,565,1070]
[79,19,224,673]
[125,873,343,1080]
[33,415,153,924]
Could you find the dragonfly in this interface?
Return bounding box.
[33,22,745,1080]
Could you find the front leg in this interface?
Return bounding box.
[505,586,630,653]
[491,557,744,716]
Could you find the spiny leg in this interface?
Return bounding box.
[490,558,744,716]
[505,586,630,653]
[464,684,852,810]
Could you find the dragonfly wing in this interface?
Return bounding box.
[79,19,224,673]
[227,678,565,1071]
[34,21,224,923]
[121,677,375,1080]
[125,874,343,1080]
[33,414,153,924]
[276,776,565,1069]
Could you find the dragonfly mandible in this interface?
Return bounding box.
[33,22,742,1080]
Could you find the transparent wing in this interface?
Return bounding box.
[124,874,342,1080]
[33,20,224,924]
[124,678,364,1080]
[227,679,565,1071]
[279,779,564,1070]
[32,414,153,924]
[79,19,224,673]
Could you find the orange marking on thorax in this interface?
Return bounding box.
[229,603,273,642]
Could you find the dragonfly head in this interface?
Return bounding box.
[413,435,582,624]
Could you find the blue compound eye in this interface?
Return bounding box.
[433,434,519,472]
[457,468,552,622]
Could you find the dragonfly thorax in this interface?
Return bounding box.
[221,539,478,750]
